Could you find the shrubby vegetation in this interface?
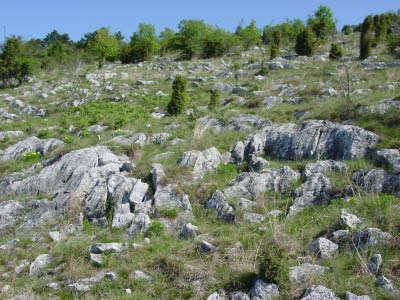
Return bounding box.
[1,6,400,88]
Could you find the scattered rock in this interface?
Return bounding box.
[352,228,392,249]
[249,279,279,300]
[308,237,338,259]
[375,275,399,295]
[301,285,339,300]
[29,254,52,277]
[179,223,199,239]
[199,240,216,254]
[289,263,327,285]
[340,210,361,229]
[90,242,124,254]
[345,291,372,300]
[367,254,382,275]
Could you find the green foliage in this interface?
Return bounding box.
[147,221,164,237]
[22,151,41,162]
[262,19,305,46]
[235,20,261,49]
[208,89,221,112]
[60,100,148,130]
[341,25,352,35]
[329,43,344,60]
[167,75,189,115]
[295,27,317,56]
[307,5,337,41]
[87,27,120,67]
[202,28,235,58]
[360,16,374,60]
[128,23,159,63]
[258,238,289,288]
[159,208,178,218]
[159,28,176,55]
[0,37,36,87]
[175,20,211,59]
[152,256,183,280]
[269,30,281,59]
[256,63,269,76]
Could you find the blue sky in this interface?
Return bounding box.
[1,1,399,41]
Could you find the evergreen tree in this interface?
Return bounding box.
[167,75,189,115]
[269,30,281,59]
[329,43,344,60]
[360,16,374,60]
[295,27,316,56]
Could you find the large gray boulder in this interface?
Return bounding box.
[206,190,235,222]
[352,227,392,249]
[224,167,300,200]
[4,146,149,226]
[352,169,400,197]
[288,174,331,217]
[372,148,400,174]
[246,120,378,161]
[0,136,64,161]
[179,147,229,178]
[303,160,347,178]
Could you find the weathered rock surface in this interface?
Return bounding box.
[179,147,229,178]
[288,173,331,217]
[352,228,392,249]
[372,148,400,174]
[249,279,279,300]
[301,285,339,300]
[353,169,400,197]
[206,190,235,222]
[289,263,327,285]
[29,254,52,277]
[303,160,347,178]
[3,146,149,227]
[246,120,378,161]
[345,291,371,300]
[224,167,300,200]
[308,237,338,259]
[0,136,64,161]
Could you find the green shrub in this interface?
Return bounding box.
[307,5,336,41]
[202,28,235,58]
[295,27,317,56]
[256,63,269,76]
[167,75,189,115]
[341,25,352,35]
[22,151,41,162]
[208,89,221,111]
[86,27,120,68]
[128,23,159,63]
[235,20,261,49]
[329,43,344,60]
[152,256,183,280]
[0,37,36,87]
[147,221,164,237]
[360,16,374,60]
[269,30,281,59]
[258,239,289,288]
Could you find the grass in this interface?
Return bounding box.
[0,33,399,299]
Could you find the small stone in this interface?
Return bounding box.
[180,223,199,239]
[340,209,361,229]
[230,291,250,300]
[331,230,349,243]
[301,285,339,300]
[289,263,327,285]
[375,275,399,295]
[90,253,103,267]
[250,279,279,300]
[345,291,372,300]
[243,212,265,224]
[199,240,216,254]
[308,237,338,259]
[90,243,124,254]
[125,288,132,294]
[132,270,153,282]
[47,282,60,290]
[1,285,10,293]
[367,254,382,275]
[49,231,61,242]
[15,260,30,275]
[29,254,52,277]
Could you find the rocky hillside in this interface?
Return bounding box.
[0,32,399,299]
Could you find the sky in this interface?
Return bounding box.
[1,1,399,41]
